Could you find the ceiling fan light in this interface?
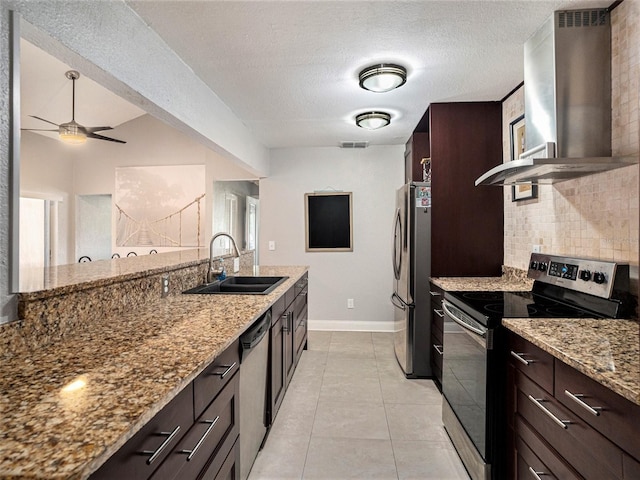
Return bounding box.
[359,64,407,93]
[59,122,87,145]
[355,111,391,130]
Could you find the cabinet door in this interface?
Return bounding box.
[284,307,295,385]
[429,284,444,389]
[269,310,286,425]
[293,291,308,364]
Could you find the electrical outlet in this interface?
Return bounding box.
[233,257,240,273]
[161,274,170,298]
[532,244,542,253]
[268,241,276,251]
[347,298,354,309]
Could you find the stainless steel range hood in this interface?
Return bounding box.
[476,8,638,187]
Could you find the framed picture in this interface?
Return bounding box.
[509,114,538,201]
[305,192,353,252]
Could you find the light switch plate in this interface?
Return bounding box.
[268,241,276,251]
[233,257,240,273]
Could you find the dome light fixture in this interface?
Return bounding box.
[355,111,391,130]
[359,64,407,93]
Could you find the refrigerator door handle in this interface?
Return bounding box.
[392,208,402,280]
[391,292,414,311]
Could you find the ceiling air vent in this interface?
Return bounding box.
[340,141,369,149]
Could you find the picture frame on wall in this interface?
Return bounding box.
[509,114,538,202]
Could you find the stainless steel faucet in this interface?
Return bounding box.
[207,232,241,283]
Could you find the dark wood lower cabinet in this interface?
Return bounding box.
[91,345,240,480]
[428,283,443,390]
[506,331,640,480]
[91,274,308,480]
[268,273,308,426]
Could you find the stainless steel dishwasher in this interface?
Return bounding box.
[239,310,271,480]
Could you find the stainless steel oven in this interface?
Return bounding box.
[440,253,634,480]
[441,300,495,480]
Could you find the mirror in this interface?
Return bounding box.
[212,181,260,261]
[16,35,259,292]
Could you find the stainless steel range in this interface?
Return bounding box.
[441,253,634,480]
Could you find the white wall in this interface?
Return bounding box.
[260,146,404,331]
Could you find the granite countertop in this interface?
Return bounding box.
[503,318,640,406]
[18,249,211,298]
[430,276,533,292]
[0,265,308,480]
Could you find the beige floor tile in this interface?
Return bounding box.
[312,399,390,440]
[392,440,470,480]
[248,434,309,480]
[303,437,397,480]
[379,377,442,405]
[385,403,449,442]
[318,373,383,404]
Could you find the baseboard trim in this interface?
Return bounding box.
[308,320,394,332]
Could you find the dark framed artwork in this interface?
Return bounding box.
[509,114,538,201]
[305,192,353,252]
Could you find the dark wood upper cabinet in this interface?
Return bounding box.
[414,102,504,277]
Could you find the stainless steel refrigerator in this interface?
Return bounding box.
[391,182,431,378]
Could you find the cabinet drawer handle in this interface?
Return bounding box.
[564,390,602,416]
[434,309,444,318]
[510,351,531,366]
[429,291,441,297]
[528,467,547,479]
[180,416,220,461]
[142,425,181,465]
[433,345,443,355]
[528,395,570,429]
[211,362,237,379]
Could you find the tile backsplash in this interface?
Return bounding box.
[503,0,639,274]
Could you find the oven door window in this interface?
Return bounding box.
[442,301,488,460]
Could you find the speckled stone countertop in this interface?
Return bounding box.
[430,275,533,292]
[18,249,211,298]
[0,265,308,480]
[503,318,640,406]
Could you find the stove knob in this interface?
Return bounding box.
[593,272,606,284]
[579,270,592,281]
[530,261,539,270]
[538,262,548,272]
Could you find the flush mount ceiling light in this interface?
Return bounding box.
[355,111,391,130]
[359,64,407,93]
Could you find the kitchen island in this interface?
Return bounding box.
[0,251,308,479]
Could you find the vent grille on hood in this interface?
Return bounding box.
[475,8,638,187]
[558,9,607,28]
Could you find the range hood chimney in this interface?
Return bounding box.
[476,8,637,187]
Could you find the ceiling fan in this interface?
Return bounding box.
[22,70,126,145]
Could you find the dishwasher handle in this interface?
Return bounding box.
[240,311,271,362]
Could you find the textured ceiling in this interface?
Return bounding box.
[127,0,607,148]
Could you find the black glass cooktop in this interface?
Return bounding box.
[445,290,602,325]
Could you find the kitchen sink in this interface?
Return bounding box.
[183,276,288,295]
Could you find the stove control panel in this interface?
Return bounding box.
[527,253,628,299]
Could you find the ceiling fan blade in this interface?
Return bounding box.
[21,128,58,132]
[29,115,60,127]
[87,132,126,144]
[85,126,114,133]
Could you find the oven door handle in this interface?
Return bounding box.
[442,300,486,337]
